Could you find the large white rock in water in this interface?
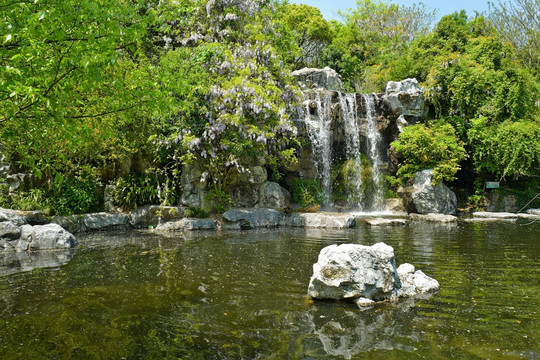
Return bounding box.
[308,243,439,303]
[308,243,400,301]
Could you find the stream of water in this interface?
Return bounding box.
[0,220,538,359]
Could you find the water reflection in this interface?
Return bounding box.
[0,249,74,277]
[0,222,537,359]
[307,299,422,358]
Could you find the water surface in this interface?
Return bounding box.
[0,220,538,359]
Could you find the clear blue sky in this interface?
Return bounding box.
[292,0,491,20]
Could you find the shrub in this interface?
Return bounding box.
[290,179,324,207]
[112,173,180,210]
[391,121,468,184]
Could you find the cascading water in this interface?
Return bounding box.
[337,92,363,208]
[362,94,384,210]
[301,90,386,211]
[303,91,333,205]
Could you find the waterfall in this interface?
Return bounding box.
[338,92,363,208]
[304,91,333,205]
[301,91,386,212]
[362,94,384,210]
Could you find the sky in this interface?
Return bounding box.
[292,0,492,21]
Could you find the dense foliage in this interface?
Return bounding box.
[391,122,468,184]
[1,0,539,214]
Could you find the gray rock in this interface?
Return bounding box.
[385,198,405,213]
[0,221,21,240]
[24,224,78,250]
[129,205,185,228]
[399,169,457,215]
[82,212,129,231]
[258,182,290,209]
[384,78,425,118]
[517,213,540,220]
[222,208,281,230]
[409,213,457,223]
[51,215,87,233]
[526,208,540,215]
[396,263,439,298]
[291,67,344,91]
[229,186,259,208]
[0,207,27,226]
[472,211,517,219]
[308,243,439,303]
[281,212,356,229]
[179,218,217,231]
[308,243,400,301]
[155,218,217,232]
[364,218,408,226]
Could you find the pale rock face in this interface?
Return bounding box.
[384,78,425,118]
[291,67,344,91]
[307,243,400,301]
[399,169,457,215]
[308,243,439,305]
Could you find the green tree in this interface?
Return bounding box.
[391,122,468,184]
[322,0,436,91]
[275,3,333,68]
[488,0,540,78]
[468,118,540,179]
[154,0,299,211]
[0,0,164,181]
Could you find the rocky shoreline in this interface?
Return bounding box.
[2,205,539,254]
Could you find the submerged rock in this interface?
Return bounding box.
[308,243,439,305]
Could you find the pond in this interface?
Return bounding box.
[0,220,538,359]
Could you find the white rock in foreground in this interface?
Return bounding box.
[308,243,439,305]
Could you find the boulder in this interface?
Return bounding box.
[383,78,425,118]
[258,182,290,209]
[0,221,21,240]
[157,218,217,232]
[472,211,517,219]
[384,198,406,213]
[308,243,439,304]
[82,212,129,231]
[281,212,356,229]
[222,208,281,230]
[364,218,408,226]
[51,215,87,233]
[21,224,78,250]
[308,243,400,301]
[291,67,343,91]
[396,263,439,298]
[129,205,185,228]
[409,213,457,223]
[0,207,27,226]
[399,169,457,215]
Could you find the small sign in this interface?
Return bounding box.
[486,181,500,189]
